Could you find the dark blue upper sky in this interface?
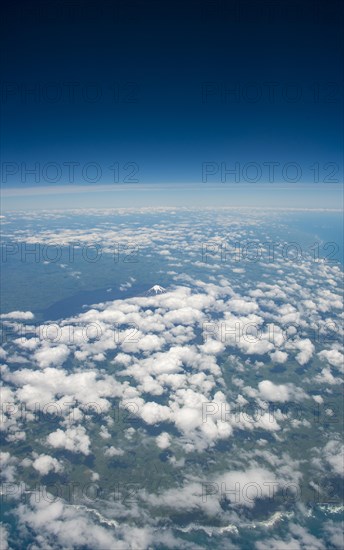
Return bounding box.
[1,0,343,188]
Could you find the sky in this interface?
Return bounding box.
[1,0,343,209]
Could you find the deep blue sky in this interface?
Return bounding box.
[1,0,343,195]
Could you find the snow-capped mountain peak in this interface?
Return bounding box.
[147,284,166,295]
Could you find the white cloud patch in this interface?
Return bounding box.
[104,446,125,457]
[318,349,343,370]
[34,344,70,369]
[0,311,34,320]
[156,432,171,449]
[32,454,63,475]
[47,426,91,455]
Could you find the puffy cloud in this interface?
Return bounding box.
[278,304,301,325]
[318,349,344,370]
[227,298,258,314]
[32,454,63,475]
[292,339,315,365]
[0,311,34,320]
[258,380,290,402]
[146,465,281,515]
[0,524,9,550]
[145,480,222,516]
[16,494,154,550]
[5,367,123,412]
[0,452,17,482]
[215,466,279,508]
[199,339,225,355]
[104,446,125,457]
[140,402,171,425]
[134,334,165,353]
[270,350,288,363]
[156,432,171,449]
[47,426,91,455]
[323,440,344,477]
[314,367,342,385]
[99,425,111,439]
[164,306,204,325]
[240,338,274,356]
[34,344,70,369]
[255,380,307,404]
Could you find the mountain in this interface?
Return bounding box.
[146,285,167,295]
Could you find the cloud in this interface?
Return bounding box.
[2,208,344,546]
[104,446,125,457]
[47,426,91,455]
[227,298,259,314]
[314,367,342,385]
[34,344,70,369]
[318,349,344,370]
[257,380,291,402]
[15,492,181,550]
[140,402,172,425]
[270,350,288,363]
[156,432,171,449]
[0,524,9,550]
[252,380,308,405]
[0,311,34,320]
[291,339,315,365]
[323,521,344,549]
[0,452,17,482]
[32,454,63,475]
[322,440,344,477]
